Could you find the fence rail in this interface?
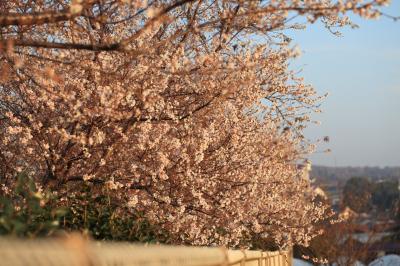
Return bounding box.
[0,236,292,266]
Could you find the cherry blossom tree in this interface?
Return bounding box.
[0,0,393,247]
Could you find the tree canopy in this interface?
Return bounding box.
[0,0,393,247]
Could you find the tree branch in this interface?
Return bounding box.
[2,39,121,51]
[0,9,80,27]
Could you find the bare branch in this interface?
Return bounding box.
[0,9,80,27]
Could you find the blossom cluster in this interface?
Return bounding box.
[0,0,390,247]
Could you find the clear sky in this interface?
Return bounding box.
[287,2,400,167]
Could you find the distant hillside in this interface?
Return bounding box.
[311,165,400,182]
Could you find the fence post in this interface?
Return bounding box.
[288,247,293,266]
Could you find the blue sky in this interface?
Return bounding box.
[287,2,400,167]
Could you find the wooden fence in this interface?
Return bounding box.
[0,236,292,266]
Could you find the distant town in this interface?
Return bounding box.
[306,165,400,264]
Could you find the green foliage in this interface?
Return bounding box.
[0,173,169,243]
[0,173,67,237]
[246,233,279,251]
[342,177,373,213]
[342,177,400,214]
[371,180,400,211]
[61,184,169,243]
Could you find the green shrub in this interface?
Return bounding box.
[0,172,67,237]
[61,184,169,243]
[0,173,169,243]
